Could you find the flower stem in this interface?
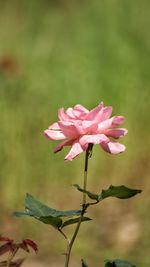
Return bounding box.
[64,144,92,267]
[83,145,90,205]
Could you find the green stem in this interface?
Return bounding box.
[59,229,70,244]
[82,146,89,205]
[64,144,92,267]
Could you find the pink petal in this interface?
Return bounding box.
[112,116,125,126]
[65,141,84,161]
[82,108,113,132]
[82,120,97,133]
[100,141,126,154]
[58,121,84,137]
[58,108,69,121]
[44,129,66,140]
[54,139,74,153]
[72,104,89,119]
[98,119,114,132]
[48,122,61,130]
[79,134,109,148]
[58,107,88,121]
[66,108,76,119]
[85,102,104,120]
[98,116,125,133]
[104,128,128,138]
[74,104,89,113]
[88,106,112,124]
[98,106,113,122]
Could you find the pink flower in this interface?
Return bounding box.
[44,102,128,161]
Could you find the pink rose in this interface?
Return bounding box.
[44,102,128,161]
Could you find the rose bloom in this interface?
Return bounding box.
[44,102,128,161]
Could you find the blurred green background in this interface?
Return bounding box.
[0,0,150,266]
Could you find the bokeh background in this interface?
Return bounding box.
[0,0,150,266]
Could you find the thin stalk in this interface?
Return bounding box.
[64,144,92,267]
[58,229,70,244]
[6,248,18,267]
[82,146,89,205]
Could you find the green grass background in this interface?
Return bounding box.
[0,0,150,266]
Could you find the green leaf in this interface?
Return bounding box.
[40,216,62,228]
[14,211,31,217]
[104,259,136,267]
[14,194,82,229]
[25,194,81,217]
[73,184,99,201]
[73,184,142,203]
[81,259,88,267]
[61,217,92,228]
[100,185,142,200]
